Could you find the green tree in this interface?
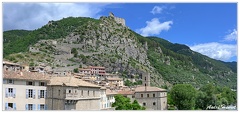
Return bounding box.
[199,83,216,106]
[71,48,78,57]
[124,80,133,86]
[221,86,235,105]
[170,84,197,110]
[195,91,207,110]
[73,68,79,73]
[112,94,145,110]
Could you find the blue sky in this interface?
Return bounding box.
[3,3,237,62]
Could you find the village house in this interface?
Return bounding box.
[3,70,50,111]
[3,61,25,71]
[46,76,102,110]
[134,86,167,110]
[133,73,167,110]
[105,77,124,88]
[88,66,106,75]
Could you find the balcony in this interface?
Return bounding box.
[66,93,78,99]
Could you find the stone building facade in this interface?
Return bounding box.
[134,86,167,110]
[46,76,102,110]
[2,70,50,111]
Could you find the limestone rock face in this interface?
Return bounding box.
[25,15,166,87]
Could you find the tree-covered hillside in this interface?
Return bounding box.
[3,16,237,89]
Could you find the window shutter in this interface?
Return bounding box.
[13,88,16,98]
[44,90,47,98]
[26,89,29,99]
[5,103,8,110]
[25,104,28,110]
[33,104,36,110]
[33,89,36,99]
[3,79,7,84]
[12,80,14,84]
[38,90,40,99]
[13,103,16,110]
[45,104,48,110]
[37,104,40,110]
[5,88,8,98]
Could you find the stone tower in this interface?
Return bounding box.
[142,73,150,91]
[109,12,114,17]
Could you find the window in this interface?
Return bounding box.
[69,90,71,93]
[5,103,16,110]
[29,89,33,98]
[153,102,156,105]
[40,104,45,110]
[8,79,14,84]
[8,88,13,93]
[26,104,35,110]
[58,90,60,96]
[147,94,149,97]
[88,91,89,96]
[26,89,35,99]
[141,94,143,97]
[39,82,45,86]
[81,90,83,96]
[39,90,45,98]
[143,102,146,106]
[93,91,95,97]
[27,81,34,86]
[5,88,16,98]
[29,104,33,110]
[153,94,155,97]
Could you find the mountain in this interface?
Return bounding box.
[3,15,237,89]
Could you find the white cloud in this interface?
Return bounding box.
[3,3,108,31]
[190,42,237,61]
[150,6,165,15]
[224,29,237,41]
[136,18,173,36]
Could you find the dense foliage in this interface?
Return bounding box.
[168,83,237,110]
[170,84,197,110]
[3,17,99,57]
[112,94,145,110]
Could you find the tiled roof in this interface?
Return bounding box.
[106,89,118,95]
[118,90,134,95]
[3,70,50,81]
[135,86,167,92]
[106,78,123,81]
[78,68,91,71]
[48,76,101,88]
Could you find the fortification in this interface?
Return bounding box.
[109,12,126,26]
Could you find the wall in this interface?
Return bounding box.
[3,79,47,111]
[75,99,100,110]
[134,91,167,110]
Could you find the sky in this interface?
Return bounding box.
[2,3,238,62]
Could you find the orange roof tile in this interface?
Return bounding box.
[106,89,118,95]
[3,70,50,81]
[135,86,167,92]
[48,76,101,88]
[118,90,134,95]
